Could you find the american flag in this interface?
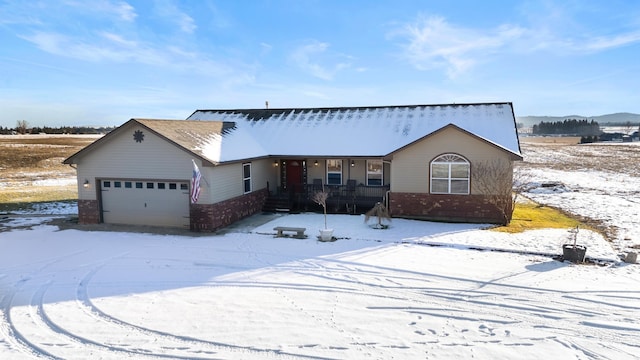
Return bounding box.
[190,160,202,204]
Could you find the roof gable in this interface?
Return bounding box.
[64,118,238,165]
[389,123,523,160]
[65,103,522,165]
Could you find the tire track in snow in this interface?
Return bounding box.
[297,254,640,355]
[0,279,59,359]
[32,281,154,359]
[0,249,91,359]
[74,265,333,360]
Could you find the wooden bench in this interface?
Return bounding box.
[273,226,307,239]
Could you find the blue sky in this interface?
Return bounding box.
[1,0,639,128]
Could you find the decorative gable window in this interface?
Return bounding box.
[367,159,383,186]
[430,154,470,194]
[243,163,252,193]
[326,159,342,185]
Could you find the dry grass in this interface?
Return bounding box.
[0,135,98,205]
[492,200,583,233]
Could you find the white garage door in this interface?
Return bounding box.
[100,179,190,228]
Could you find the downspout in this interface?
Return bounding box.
[385,190,391,213]
[383,159,392,212]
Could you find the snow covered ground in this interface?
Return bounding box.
[1,214,638,359]
[518,140,640,254]
[1,138,639,359]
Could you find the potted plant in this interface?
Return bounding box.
[562,225,587,263]
[364,202,391,229]
[312,187,333,241]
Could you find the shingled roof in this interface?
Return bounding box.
[187,103,522,162]
[63,118,240,165]
[65,103,522,165]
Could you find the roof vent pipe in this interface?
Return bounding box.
[265,101,269,109]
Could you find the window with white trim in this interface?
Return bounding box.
[430,154,470,194]
[326,159,342,185]
[243,163,252,193]
[367,159,383,186]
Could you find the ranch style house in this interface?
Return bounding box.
[63,102,523,231]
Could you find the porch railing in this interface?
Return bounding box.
[303,183,390,213]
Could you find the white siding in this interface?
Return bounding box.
[209,163,242,203]
[76,124,206,201]
[251,158,278,194]
[209,159,273,202]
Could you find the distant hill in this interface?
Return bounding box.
[517,112,640,127]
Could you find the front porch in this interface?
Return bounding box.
[263,183,390,214]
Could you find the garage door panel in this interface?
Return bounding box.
[101,180,190,228]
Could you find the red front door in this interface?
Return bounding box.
[285,160,303,193]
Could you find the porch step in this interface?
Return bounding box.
[262,195,291,213]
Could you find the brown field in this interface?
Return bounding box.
[519,136,581,145]
[0,135,100,208]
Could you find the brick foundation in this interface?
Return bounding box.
[389,192,512,224]
[190,188,269,232]
[78,199,100,224]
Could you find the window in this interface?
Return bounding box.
[125,181,132,188]
[169,183,177,190]
[114,181,121,188]
[136,182,143,189]
[326,159,342,185]
[367,159,383,186]
[157,183,166,190]
[243,163,252,193]
[430,154,470,194]
[180,183,188,191]
[146,182,154,189]
[103,181,111,188]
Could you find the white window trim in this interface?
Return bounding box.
[326,159,343,185]
[243,163,252,194]
[366,159,383,186]
[430,154,470,195]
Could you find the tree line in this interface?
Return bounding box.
[1,120,115,135]
[532,119,600,136]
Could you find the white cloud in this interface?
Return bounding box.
[19,30,237,79]
[581,31,640,51]
[289,40,352,81]
[111,1,137,22]
[63,0,137,22]
[393,16,524,78]
[153,0,196,34]
[260,42,273,56]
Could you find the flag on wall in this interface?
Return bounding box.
[190,159,202,204]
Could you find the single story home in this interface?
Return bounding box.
[64,102,522,231]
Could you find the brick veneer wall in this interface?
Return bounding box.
[190,188,269,232]
[388,192,512,224]
[78,199,100,224]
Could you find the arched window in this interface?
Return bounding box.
[430,154,470,194]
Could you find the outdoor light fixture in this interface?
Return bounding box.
[314,160,319,166]
[83,179,90,188]
[351,160,355,167]
[274,160,279,167]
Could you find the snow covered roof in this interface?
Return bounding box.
[186,103,522,163]
[65,103,522,166]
